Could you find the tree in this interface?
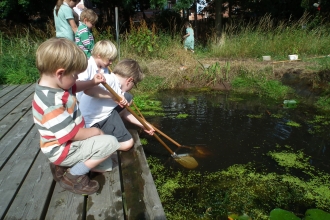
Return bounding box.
[214,0,222,39]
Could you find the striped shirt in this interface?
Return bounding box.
[75,23,94,58]
[32,83,85,165]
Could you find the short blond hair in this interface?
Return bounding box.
[36,38,87,76]
[80,9,98,24]
[113,59,144,83]
[92,40,117,61]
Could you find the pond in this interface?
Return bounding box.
[138,90,330,219]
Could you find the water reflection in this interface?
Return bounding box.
[142,91,330,174]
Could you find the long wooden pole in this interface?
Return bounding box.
[101,82,176,155]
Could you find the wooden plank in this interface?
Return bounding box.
[86,152,124,220]
[0,85,18,98]
[0,84,34,121]
[0,128,40,219]
[0,84,31,108]
[0,110,34,168]
[0,94,33,139]
[120,130,166,220]
[45,184,85,220]
[4,151,54,220]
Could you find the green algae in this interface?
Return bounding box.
[148,145,330,220]
[176,113,189,119]
[286,120,301,127]
[247,114,263,118]
[140,138,148,145]
[270,114,283,118]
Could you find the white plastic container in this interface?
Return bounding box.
[262,56,271,61]
[288,54,298,60]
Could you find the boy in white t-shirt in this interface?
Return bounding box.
[77,40,154,151]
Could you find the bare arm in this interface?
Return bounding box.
[76,73,105,92]
[84,86,115,99]
[71,127,104,141]
[120,109,154,135]
[68,19,77,33]
[84,86,128,106]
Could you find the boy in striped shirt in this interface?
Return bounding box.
[75,9,98,58]
[32,38,121,195]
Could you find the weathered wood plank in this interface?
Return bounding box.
[0,84,31,108]
[0,84,34,121]
[0,97,33,138]
[0,85,18,98]
[4,151,54,220]
[0,110,34,168]
[45,184,85,220]
[0,128,40,219]
[86,152,124,220]
[120,130,166,220]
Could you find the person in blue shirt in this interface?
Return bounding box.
[54,0,79,41]
[183,21,194,53]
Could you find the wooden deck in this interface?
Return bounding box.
[0,84,166,220]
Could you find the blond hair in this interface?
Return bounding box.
[80,9,98,24]
[113,59,144,83]
[36,38,87,76]
[92,40,117,61]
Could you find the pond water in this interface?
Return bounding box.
[142,90,330,175]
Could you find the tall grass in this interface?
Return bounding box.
[209,14,330,60]
[1,15,330,104]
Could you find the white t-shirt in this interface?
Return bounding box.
[73,1,84,18]
[77,57,123,127]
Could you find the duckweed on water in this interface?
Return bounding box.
[132,95,164,116]
[286,120,301,127]
[176,113,189,119]
[270,114,283,119]
[140,138,148,145]
[247,114,263,119]
[307,115,330,135]
[148,146,330,220]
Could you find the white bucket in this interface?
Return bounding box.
[288,54,298,60]
[262,56,271,61]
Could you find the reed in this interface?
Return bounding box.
[208,13,330,60]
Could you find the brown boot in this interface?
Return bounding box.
[59,169,99,195]
[49,163,68,182]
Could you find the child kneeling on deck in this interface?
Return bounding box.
[77,40,154,153]
[32,38,122,195]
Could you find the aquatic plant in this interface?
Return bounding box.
[176,113,189,119]
[247,114,263,119]
[270,114,283,119]
[307,115,330,135]
[140,138,148,145]
[286,120,301,127]
[148,145,330,220]
[131,95,164,116]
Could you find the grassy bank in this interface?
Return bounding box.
[1,15,330,108]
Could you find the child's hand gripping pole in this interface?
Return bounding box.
[101,82,178,157]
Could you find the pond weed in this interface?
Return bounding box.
[176,113,189,119]
[286,121,301,127]
[148,144,330,219]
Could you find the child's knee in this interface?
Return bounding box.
[118,138,134,151]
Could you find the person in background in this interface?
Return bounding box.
[183,21,195,53]
[54,0,79,41]
[73,0,85,20]
[75,9,98,59]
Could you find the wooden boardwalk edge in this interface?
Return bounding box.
[0,84,166,220]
